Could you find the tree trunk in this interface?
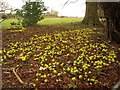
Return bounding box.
[82,2,101,26]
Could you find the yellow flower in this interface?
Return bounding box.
[36,78,38,81]
[33,83,36,87]
[118,48,120,51]
[57,73,61,76]
[72,77,76,81]
[36,73,39,76]
[53,70,57,74]
[20,56,27,61]
[79,75,82,79]
[43,75,46,78]
[44,79,48,83]
[0,50,2,54]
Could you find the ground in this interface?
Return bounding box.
[1,19,120,89]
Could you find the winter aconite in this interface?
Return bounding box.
[2,28,120,88]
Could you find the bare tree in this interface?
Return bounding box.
[0,0,9,11]
[0,0,9,23]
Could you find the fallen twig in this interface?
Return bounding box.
[12,68,26,85]
[3,67,27,85]
[2,68,12,71]
[3,72,11,74]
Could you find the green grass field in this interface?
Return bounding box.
[1,18,20,29]
[38,18,83,25]
[1,18,83,29]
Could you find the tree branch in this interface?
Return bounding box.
[62,0,79,8]
[69,0,79,4]
[62,0,70,8]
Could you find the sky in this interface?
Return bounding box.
[5,0,86,17]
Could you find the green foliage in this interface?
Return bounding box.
[18,0,46,27]
[16,9,23,17]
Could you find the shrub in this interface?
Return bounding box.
[17,0,46,27]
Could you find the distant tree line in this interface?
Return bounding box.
[45,9,58,17]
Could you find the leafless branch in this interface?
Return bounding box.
[62,0,79,8]
[69,0,79,4]
[62,0,70,8]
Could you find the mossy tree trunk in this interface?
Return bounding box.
[82,1,101,26]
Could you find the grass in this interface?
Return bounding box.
[1,17,83,29]
[38,18,83,25]
[1,18,20,29]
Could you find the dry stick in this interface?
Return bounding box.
[2,68,12,71]
[12,68,26,85]
[16,68,19,73]
[3,72,11,74]
[3,67,27,85]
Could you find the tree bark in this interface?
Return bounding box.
[82,2,101,26]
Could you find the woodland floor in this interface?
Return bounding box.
[1,23,120,89]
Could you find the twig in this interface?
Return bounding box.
[3,67,27,85]
[12,68,26,85]
[62,0,79,8]
[16,67,19,73]
[2,68,12,71]
[3,72,11,74]
[63,0,70,7]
